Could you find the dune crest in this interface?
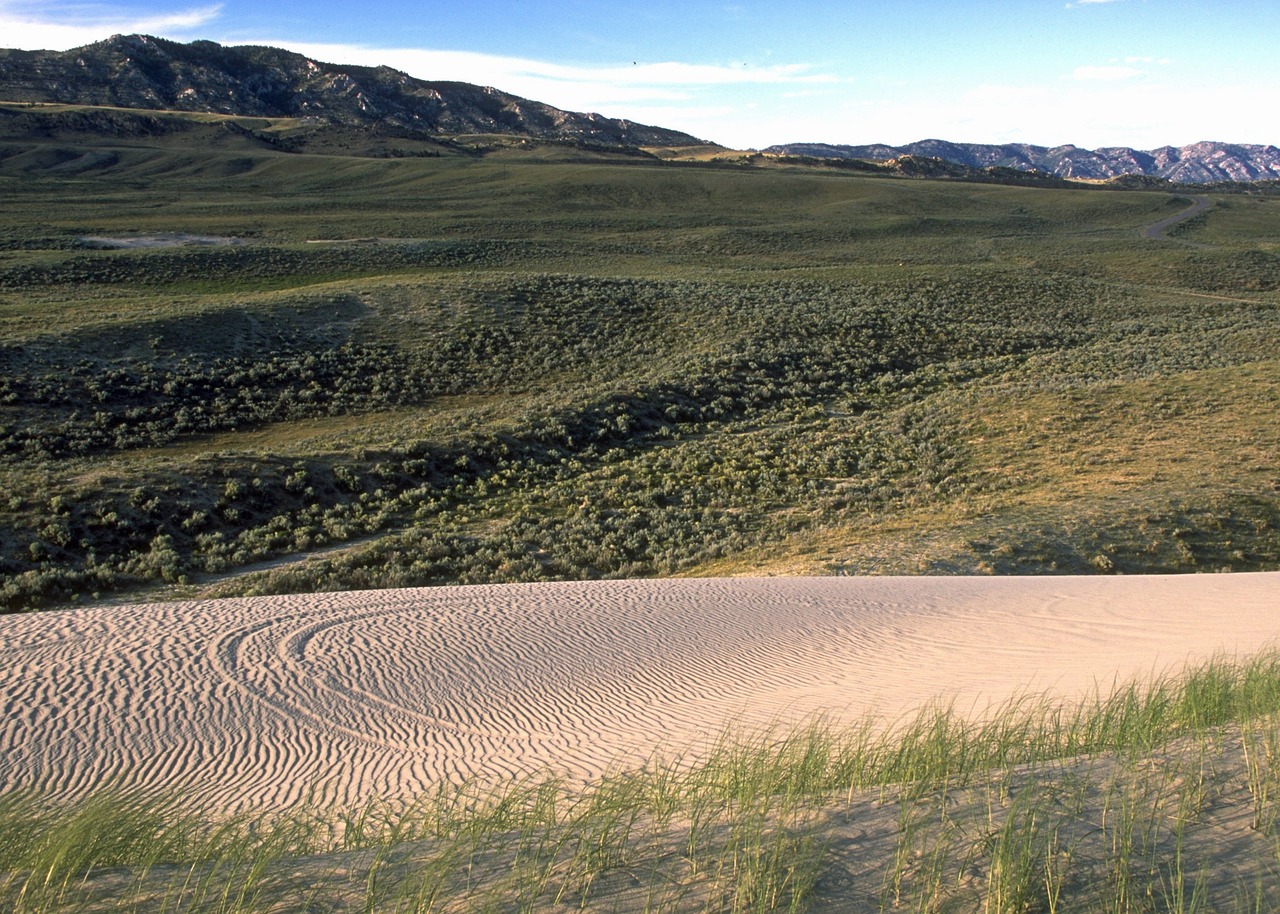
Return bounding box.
[2,574,1278,812]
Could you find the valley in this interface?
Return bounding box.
[1,122,1278,611]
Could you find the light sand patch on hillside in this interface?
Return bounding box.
[1,574,1277,814]
[75,233,243,248]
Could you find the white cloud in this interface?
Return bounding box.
[0,2,223,51]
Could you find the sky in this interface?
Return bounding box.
[2,0,1278,150]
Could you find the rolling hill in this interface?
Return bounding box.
[0,35,1278,612]
[0,115,1278,612]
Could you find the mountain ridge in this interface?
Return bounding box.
[1,35,1277,183]
[0,34,705,148]
[764,139,1280,185]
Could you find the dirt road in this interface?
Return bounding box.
[1142,194,1211,244]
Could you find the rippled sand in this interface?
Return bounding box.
[2,575,1277,812]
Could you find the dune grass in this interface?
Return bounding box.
[3,651,1280,912]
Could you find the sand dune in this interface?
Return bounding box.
[1,574,1278,813]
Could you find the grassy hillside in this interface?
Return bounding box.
[1,124,1278,610]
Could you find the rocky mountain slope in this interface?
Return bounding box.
[0,34,703,148]
[2,35,1275,182]
[765,139,1280,184]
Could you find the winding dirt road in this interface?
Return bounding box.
[1142,195,1211,244]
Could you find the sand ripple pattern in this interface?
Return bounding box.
[2,575,1278,812]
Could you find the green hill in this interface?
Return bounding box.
[1,118,1278,610]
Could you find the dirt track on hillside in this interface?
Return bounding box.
[1142,194,1211,245]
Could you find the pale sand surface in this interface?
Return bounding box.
[75,233,243,248]
[1,574,1278,813]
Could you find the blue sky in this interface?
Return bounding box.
[3,0,1277,149]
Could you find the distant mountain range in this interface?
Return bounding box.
[1,35,1277,183]
[764,140,1280,185]
[0,34,703,148]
